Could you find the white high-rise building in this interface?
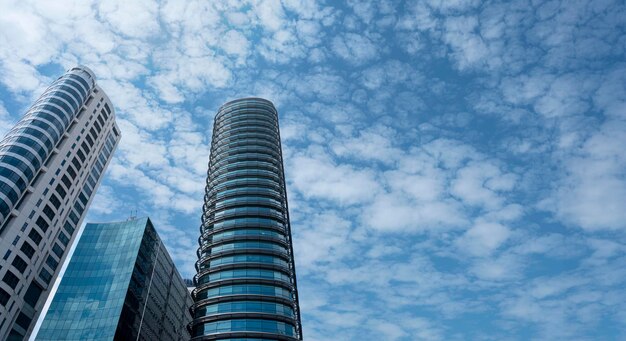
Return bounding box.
[0,66,121,340]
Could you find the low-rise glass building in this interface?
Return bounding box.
[34,217,193,340]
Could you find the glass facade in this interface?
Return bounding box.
[35,218,193,341]
[192,98,302,340]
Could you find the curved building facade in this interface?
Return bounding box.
[0,66,121,340]
[0,67,95,222]
[192,98,302,340]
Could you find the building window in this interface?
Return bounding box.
[71,157,81,171]
[49,194,61,209]
[11,255,28,273]
[35,216,49,233]
[0,287,10,306]
[24,282,43,307]
[68,211,79,225]
[55,184,66,199]
[67,164,77,179]
[85,134,94,147]
[76,149,86,163]
[97,114,105,127]
[45,255,58,271]
[63,221,75,236]
[73,201,84,216]
[39,268,52,284]
[28,229,42,245]
[61,174,71,188]
[15,312,32,331]
[20,242,35,259]
[81,141,90,155]
[58,232,69,246]
[42,204,55,221]
[2,270,19,289]
[93,120,101,133]
[52,243,63,258]
[78,193,88,206]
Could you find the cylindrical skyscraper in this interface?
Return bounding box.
[191,98,302,340]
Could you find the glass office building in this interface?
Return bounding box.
[34,217,193,340]
[191,98,302,340]
[0,66,120,340]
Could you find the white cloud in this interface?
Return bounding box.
[451,161,516,210]
[293,212,354,272]
[470,254,521,280]
[331,32,379,64]
[220,29,250,59]
[288,148,381,205]
[253,0,286,32]
[330,125,402,164]
[98,0,160,38]
[456,221,511,256]
[114,119,168,167]
[87,185,121,215]
[364,193,464,232]
[551,121,626,231]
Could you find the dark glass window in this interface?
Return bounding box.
[78,192,88,206]
[35,216,49,232]
[63,221,75,235]
[8,329,24,340]
[43,204,55,221]
[46,255,58,270]
[15,312,33,331]
[71,157,81,171]
[20,242,35,259]
[52,243,63,258]
[93,120,101,133]
[11,255,28,273]
[39,268,52,284]
[28,229,42,245]
[74,201,84,216]
[82,183,92,197]
[87,174,96,188]
[97,114,105,127]
[81,141,90,155]
[2,270,19,289]
[24,282,43,307]
[49,194,61,209]
[85,134,94,147]
[66,165,77,179]
[0,287,10,306]
[61,174,71,188]
[76,149,86,163]
[58,232,69,246]
[89,127,97,141]
[69,211,79,225]
[55,184,66,199]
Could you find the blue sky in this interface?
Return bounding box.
[1,0,625,340]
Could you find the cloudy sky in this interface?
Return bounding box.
[1,0,626,340]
